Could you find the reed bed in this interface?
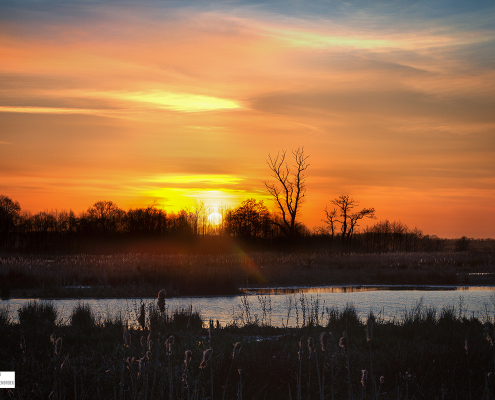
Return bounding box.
[1,250,494,298]
[2,296,495,399]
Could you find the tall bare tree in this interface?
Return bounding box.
[264,147,309,238]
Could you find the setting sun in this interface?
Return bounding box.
[208,212,222,226]
[0,1,494,238]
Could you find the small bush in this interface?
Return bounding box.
[171,307,203,331]
[70,303,95,330]
[0,307,10,327]
[18,301,57,329]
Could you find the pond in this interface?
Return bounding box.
[2,285,495,328]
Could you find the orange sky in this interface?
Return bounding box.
[1,1,494,238]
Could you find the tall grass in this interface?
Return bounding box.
[1,250,494,297]
[3,299,495,399]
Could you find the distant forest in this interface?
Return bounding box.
[0,194,489,254]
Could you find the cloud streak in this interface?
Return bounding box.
[1,1,494,237]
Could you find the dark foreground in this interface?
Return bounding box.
[1,301,495,399]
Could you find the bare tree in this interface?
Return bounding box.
[330,194,376,243]
[323,207,337,238]
[264,147,309,238]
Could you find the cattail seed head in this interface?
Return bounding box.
[138,303,146,330]
[184,350,192,367]
[55,337,62,356]
[339,331,348,355]
[365,317,374,341]
[233,342,242,359]
[379,376,385,384]
[157,289,166,313]
[298,337,305,361]
[165,335,175,356]
[485,323,494,347]
[308,337,315,358]
[200,348,213,368]
[361,370,368,387]
[319,332,330,352]
[209,319,214,340]
[20,337,26,353]
[123,329,131,348]
[138,356,146,378]
[50,332,56,345]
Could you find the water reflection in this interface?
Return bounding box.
[242,285,495,294]
[2,285,495,328]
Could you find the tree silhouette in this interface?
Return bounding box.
[0,195,21,248]
[328,194,376,244]
[264,147,309,238]
[83,200,125,234]
[225,198,271,239]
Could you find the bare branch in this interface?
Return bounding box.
[264,147,309,238]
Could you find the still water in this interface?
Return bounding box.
[2,285,495,327]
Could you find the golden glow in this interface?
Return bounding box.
[1,4,494,238]
[0,106,116,116]
[208,212,222,226]
[145,174,243,185]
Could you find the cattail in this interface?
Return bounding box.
[298,337,305,361]
[184,350,192,367]
[209,319,214,340]
[165,335,175,356]
[147,332,153,351]
[138,303,145,330]
[365,317,374,341]
[157,289,166,313]
[138,356,146,379]
[319,332,330,352]
[339,331,348,356]
[379,376,385,384]
[55,337,62,356]
[123,329,131,347]
[361,369,368,387]
[50,332,56,345]
[233,342,242,359]
[200,348,213,368]
[485,322,494,346]
[308,337,315,358]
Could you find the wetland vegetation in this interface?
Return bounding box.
[1,250,495,299]
[2,297,495,399]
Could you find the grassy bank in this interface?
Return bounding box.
[1,251,495,298]
[1,300,495,399]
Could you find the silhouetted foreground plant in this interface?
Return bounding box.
[2,300,495,399]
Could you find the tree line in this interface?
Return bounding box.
[0,147,448,253]
[0,193,443,253]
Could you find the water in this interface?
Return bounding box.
[2,285,495,327]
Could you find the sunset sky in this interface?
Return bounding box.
[1,1,494,238]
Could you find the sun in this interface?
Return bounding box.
[208,212,222,226]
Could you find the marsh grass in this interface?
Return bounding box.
[2,300,495,399]
[18,300,57,332]
[1,250,494,298]
[70,302,95,330]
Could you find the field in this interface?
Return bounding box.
[1,298,495,399]
[1,250,495,298]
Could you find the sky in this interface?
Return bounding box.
[0,0,494,238]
